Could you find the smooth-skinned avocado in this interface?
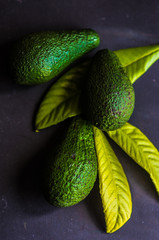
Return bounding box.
[82,49,135,131]
[10,29,100,85]
[43,116,97,207]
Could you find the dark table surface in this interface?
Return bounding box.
[1,1,159,239]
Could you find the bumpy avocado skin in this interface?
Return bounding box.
[83,49,135,131]
[10,29,100,85]
[43,116,97,207]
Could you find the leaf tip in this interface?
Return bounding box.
[105,210,132,234]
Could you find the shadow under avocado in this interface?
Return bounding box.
[16,142,56,215]
[16,120,70,216]
[0,40,33,92]
[0,40,16,83]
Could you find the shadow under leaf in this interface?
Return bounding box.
[84,178,106,232]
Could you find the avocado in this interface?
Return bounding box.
[10,29,100,85]
[43,116,97,207]
[82,49,135,131]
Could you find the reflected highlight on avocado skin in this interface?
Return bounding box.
[10,29,100,85]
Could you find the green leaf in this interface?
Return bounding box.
[93,126,132,233]
[107,122,159,194]
[114,44,159,84]
[35,60,90,131]
[35,44,159,130]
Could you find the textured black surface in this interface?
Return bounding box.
[1,1,159,240]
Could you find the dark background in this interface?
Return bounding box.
[1,0,159,239]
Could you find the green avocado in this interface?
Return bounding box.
[43,116,97,207]
[82,49,135,131]
[10,29,100,85]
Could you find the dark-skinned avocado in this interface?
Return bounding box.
[43,116,97,207]
[10,29,100,85]
[82,49,135,131]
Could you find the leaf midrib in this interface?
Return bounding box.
[99,133,124,232]
[36,92,81,128]
[123,48,159,68]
